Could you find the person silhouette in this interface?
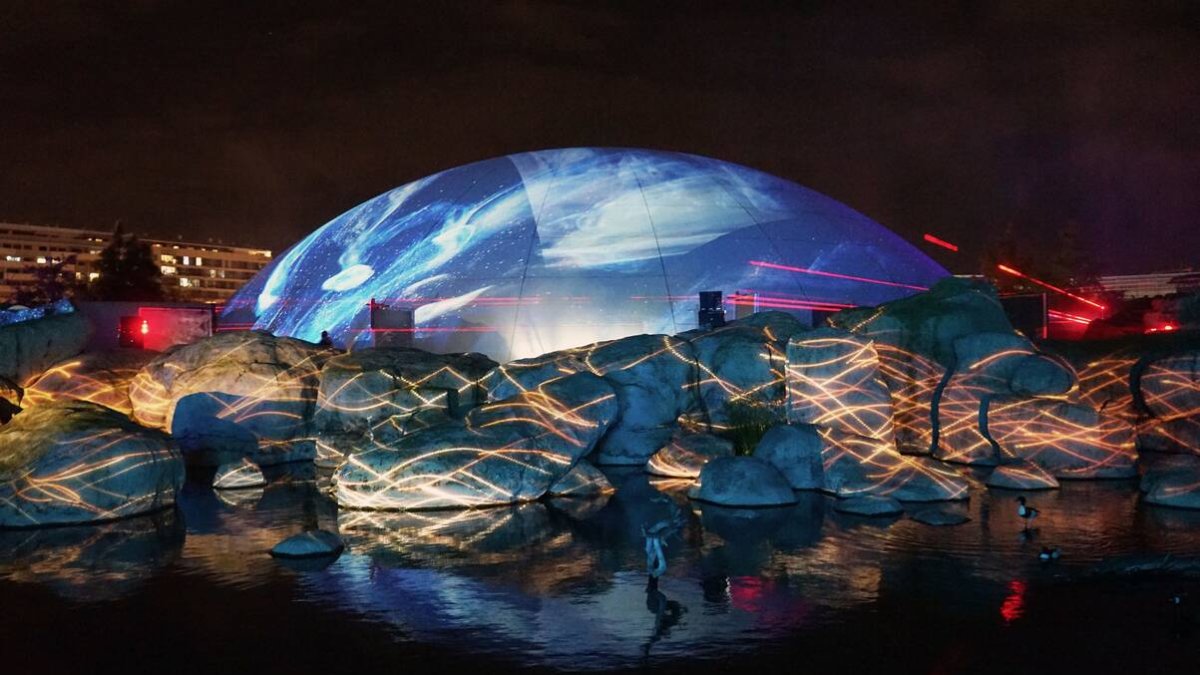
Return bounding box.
[318,330,333,347]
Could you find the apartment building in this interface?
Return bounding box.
[0,222,272,303]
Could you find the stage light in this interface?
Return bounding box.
[996,264,1106,310]
[749,260,929,291]
[922,233,959,252]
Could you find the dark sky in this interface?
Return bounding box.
[1,1,1197,274]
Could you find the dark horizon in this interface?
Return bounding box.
[2,1,1198,275]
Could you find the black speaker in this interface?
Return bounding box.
[698,291,725,329]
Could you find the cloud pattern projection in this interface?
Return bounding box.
[222,148,947,362]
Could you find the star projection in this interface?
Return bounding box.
[221,148,948,362]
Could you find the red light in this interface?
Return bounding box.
[749,260,929,291]
[1000,579,1027,624]
[996,264,1106,311]
[923,233,959,252]
[140,320,149,336]
[1164,324,1176,331]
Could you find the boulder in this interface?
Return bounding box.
[129,331,333,465]
[909,506,971,526]
[984,398,1137,478]
[484,334,699,465]
[819,427,970,501]
[786,327,895,443]
[936,332,1076,466]
[829,277,1014,367]
[269,529,345,559]
[871,342,944,455]
[753,424,824,490]
[465,371,619,461]
[213,457,267,490]
[21,349,158,416]
[314,348,496,445]
[0,309,91,386]
[645,432,733,478]
[582,334,700,465]
[1141,455,1200,510]
[678,311,802,427]
[834,495,903,517]
[0,400,183,527]
[985,461,1061,490]
[1139,350,1200,453]
[546,460,613,497]
[1072,346,1140,421]
[693,456,796,507]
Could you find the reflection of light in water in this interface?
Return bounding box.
[1000,579,1027,624]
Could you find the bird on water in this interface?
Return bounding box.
[1017,496,1040,531]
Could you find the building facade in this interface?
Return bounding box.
[0,222,272,303]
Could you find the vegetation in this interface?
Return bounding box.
[88,224,163,301]
[12,257,79,306]
[720,400,786,456]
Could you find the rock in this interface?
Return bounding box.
[786,327,895,443]
[1072,346,1140,421]
[820,427,970,501]
[21,350,158,416]
[314,348,496,445]
[0,400,183,527]
[872,342,944,455]
[753,424,824,490]
[583,334,700,465]
[336,371,620,510]
[986,461,1061,490]
[909,507,971,526]
[269,529,345,559]
[129,331,333,465]
[1139,350,1200,453]
[679,311,802,427]
[829,277,1014,367]
[484,334,700,466]
[466,371,619,461]
[645,432,733,478]
[0,308,91,386]
[693,456,796,507]
[213,457,267,489]
[1141,456,1200,509]
[834,495,903,517]
[546,460,613,497]
[936,332,1076,466]
[984,398,1137,478]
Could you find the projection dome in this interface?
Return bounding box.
[222,148,948,362]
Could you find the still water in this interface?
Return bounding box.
[3,461,1200,674]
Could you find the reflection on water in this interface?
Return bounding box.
[3,459,1200,670]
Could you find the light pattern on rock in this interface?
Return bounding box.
[1074,349,1140,421]
[546,460,613,497]
[819,427,969,501]
[786,329,895,443]
[1139,351,1200,454]
[693,456,796,507]
[129,331,332,465]
[334,372,618,510]
[984,398,1137,478]
[645,433,733,478]
[22,350,157,416]
[872,343,944,455]
[985,461,1060,490]
[1141,456,1200,509]
[0,401,183,527]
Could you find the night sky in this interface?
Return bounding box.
[2,1,1197,275]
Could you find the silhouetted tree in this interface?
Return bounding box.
[1045,220,1098,288]
[12,256,79,306]
[979,222,1032,293]
[89,224,163,301]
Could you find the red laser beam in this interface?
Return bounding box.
[923,233,959,252]
[748,260,929,291]
[996,264,1106,311]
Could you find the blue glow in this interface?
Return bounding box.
[222,148,948,361]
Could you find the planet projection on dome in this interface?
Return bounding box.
[221,148,948,362]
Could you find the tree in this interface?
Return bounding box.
[979,222,1032,293]
[1044,220,1098,288]
[12,256,80,306]
[88,224,164,301]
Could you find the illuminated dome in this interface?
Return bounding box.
[222,148,948,362]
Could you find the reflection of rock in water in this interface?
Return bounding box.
[0,509,184,601]
[547,492,613,521]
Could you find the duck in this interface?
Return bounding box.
[1016,496,1040,530]
[1038,546,1060,562]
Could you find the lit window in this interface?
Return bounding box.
[182,255,190,265]
[5,255,21,262]
[88,272,99,281]
[161,265,177,275]
[179,278,192,287]
[209,269,216,277]
[160,254,176,263]
[36,257,46,264]
[195,256,203,266]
